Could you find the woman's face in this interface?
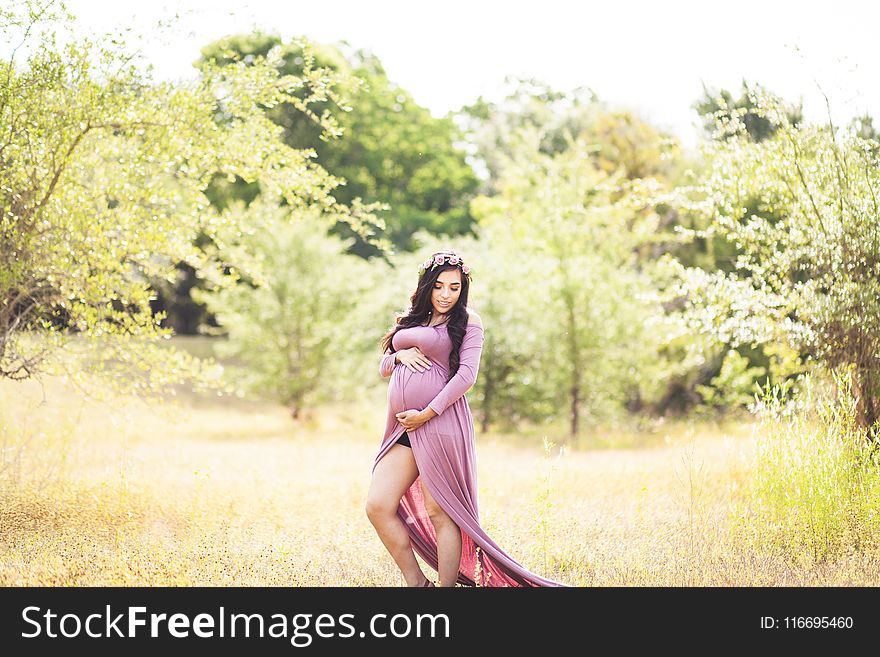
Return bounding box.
[431,268,462,315]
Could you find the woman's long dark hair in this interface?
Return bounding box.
[380,260,471,382]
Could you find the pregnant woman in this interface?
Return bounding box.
[366,250,566,587]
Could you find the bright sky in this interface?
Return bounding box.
[35,1,880,150]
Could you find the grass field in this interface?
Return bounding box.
[2,371,879,587]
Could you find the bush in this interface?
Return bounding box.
[734,371,880,563]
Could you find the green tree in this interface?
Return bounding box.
[198,33,480,257]
[471,128,666,439]
[669,88,880,432]
[693,79,803,143]
[194,200,380,418]
[455,76,682,195]
[0,1,379,394]
[643,81,807,415]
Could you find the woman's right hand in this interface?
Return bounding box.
[396,347,433,373]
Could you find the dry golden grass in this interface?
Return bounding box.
[2,374,879,587]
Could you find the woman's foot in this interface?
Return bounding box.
[405,574,434,587]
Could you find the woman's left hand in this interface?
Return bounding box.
[396,409,429,431]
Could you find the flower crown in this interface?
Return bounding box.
[417,251,471,278]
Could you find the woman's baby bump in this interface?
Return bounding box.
[388,360,449,411]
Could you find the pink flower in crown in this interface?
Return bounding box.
[461,264,471,275]
[422,258,432,269]
[433,254,445,266]
[449,255,460,265]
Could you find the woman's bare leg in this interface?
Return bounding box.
[420,480,462,587]
[366,444,431,586]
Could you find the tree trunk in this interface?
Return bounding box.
[565,295,582,441]
[853,367,879,437]
[570,375,580,439]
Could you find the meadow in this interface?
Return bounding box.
[5,0,880,592]
[4,364,878,587]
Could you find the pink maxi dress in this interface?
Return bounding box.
[373,318,567,587]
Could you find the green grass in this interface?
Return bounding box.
[732,387,880,567]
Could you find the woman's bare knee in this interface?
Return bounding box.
[365,495,395,523]
[424,502,454,528]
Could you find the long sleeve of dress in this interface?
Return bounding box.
[379,349,396,378]
[427,323,484,416]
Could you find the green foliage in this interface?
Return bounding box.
[693,79,803,142]
[668,88,880,428]
[455,76,683,194]
[469,126,669,436]
[456,79,733,421]
[198,32,479,257]
[0,2,379,396]
[193,200,381,417]
[695,349,766,414]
